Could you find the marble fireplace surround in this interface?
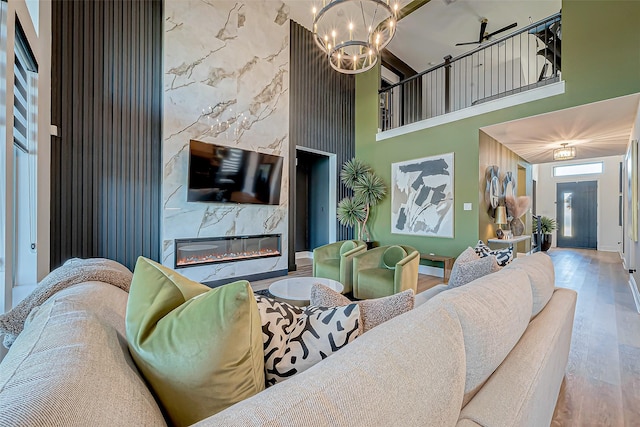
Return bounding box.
[162,0,291,285]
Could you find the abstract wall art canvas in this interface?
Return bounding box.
[391,153,454,238]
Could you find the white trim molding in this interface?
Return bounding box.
[630,275,640,314]
[418,264,444,278]
[377,81,566,141]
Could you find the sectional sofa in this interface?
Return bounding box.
[0,252,576,426]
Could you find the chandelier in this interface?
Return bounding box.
[553,143,576,161]
[312,0,399,74]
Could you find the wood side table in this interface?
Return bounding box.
[419,253,455,283]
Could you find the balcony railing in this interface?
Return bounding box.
[379,12,561,131]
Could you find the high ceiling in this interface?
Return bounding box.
[387,0,561,72]
[287,0,639,164]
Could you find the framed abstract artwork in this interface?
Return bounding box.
[391,153,454,238]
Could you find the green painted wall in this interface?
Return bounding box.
[355,0,640,258]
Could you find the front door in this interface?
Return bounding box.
[556,181,597,249]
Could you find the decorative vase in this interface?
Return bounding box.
[510,217,525,236]
[496,228,504,239]
[533,233,553,251]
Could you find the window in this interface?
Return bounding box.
[13,17,39,287]
[13,18,37,153]
[553,162,603,177]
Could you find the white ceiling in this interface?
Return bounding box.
[387,0,561,72]
[481,93,640,164]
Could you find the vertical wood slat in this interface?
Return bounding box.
[288,21,356,269]
[50,0,162,270]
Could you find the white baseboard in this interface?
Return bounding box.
[630,275,640,314]
[296,251,313,260]
[419,265,444,278]
[598,245,621,252]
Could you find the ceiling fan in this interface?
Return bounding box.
[455,18,518,46]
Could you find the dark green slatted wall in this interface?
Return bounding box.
[51,0,162,270]
[289,20,356,269]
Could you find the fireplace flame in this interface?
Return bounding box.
[177,247,280,267]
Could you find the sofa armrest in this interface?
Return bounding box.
[339,244,367,293]
[341,243,366,259]
[394,250,420,294]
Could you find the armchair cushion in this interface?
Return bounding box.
[382,245,408,269]
[358,268,395,295]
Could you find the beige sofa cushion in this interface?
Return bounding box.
[503,252,555,318]
[0,282,166,427]
[429,267,533,406]
[197,302,467,427]
[458,288,577,427]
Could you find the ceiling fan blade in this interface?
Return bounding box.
[478,19,488,43]
[485,22,517,39]
[455,41,480,46]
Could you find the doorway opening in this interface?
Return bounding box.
[295,148,337,264]
[556,181,597,249]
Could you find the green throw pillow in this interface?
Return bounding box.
[125,257,265,427]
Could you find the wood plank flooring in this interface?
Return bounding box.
[550,249,640,427]
[252,250,640,426]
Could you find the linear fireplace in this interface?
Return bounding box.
[174,234,281,268]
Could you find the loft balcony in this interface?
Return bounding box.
[379,12,562,136]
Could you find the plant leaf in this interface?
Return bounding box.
[354,172,386,207]
[336,197,366,227]
[340,158,370,190]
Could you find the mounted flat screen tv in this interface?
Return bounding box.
[187,140,283,205]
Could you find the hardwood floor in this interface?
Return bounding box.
[550,249,640,427]
[251,249,640,426]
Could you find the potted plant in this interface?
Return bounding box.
[533,216,557,252]
[337,158,386,248]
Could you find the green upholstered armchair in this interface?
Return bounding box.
[312,240,367,294]
[352,245,420,300]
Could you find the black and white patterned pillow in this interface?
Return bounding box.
[474,240,492,257]
[492,246,514,266]
[474,240,513,267]
[255,295,361,386]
